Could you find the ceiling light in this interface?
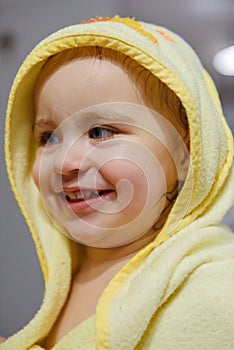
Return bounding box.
[213,45,234,76]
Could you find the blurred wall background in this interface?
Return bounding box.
[0,0,233,337]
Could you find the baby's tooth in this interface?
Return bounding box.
[90,191,97,199]
[70,192,78,200]
[65,191,83,200]
[76,192,84,200]
[82,190,89,200]
[82,190,99,200]
[65,190,100,201]
[91,190,99,199]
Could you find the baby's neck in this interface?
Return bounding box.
[81,228,157,274]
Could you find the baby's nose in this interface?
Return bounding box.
[53,137,90,175]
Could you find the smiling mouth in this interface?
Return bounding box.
[63,189,114,202]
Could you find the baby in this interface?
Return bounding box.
[2,16,234,350]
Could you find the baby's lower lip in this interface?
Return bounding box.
[61,190,115,212]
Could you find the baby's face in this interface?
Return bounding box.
[33,58,187,248]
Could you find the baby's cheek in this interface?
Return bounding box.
[102,159,149,206]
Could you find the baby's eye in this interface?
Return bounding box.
[39,132,60,146]
[88,126,119,140]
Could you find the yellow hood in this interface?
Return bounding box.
[3,16,234,349]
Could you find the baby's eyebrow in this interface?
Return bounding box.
[33,118,57,131]
[75,110,136,127]
[33,109,138,133]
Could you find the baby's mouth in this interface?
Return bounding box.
[63,189,114,202]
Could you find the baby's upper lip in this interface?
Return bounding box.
[62,186,93,192]
[61,186,107,193]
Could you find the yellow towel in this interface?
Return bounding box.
[2,16,234,349]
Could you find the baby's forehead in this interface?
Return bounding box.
[36,47,130,89]
[35,47,165,106]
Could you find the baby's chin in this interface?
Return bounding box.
[51,210,159,249]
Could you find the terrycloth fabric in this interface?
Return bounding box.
[2,16,234,349]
